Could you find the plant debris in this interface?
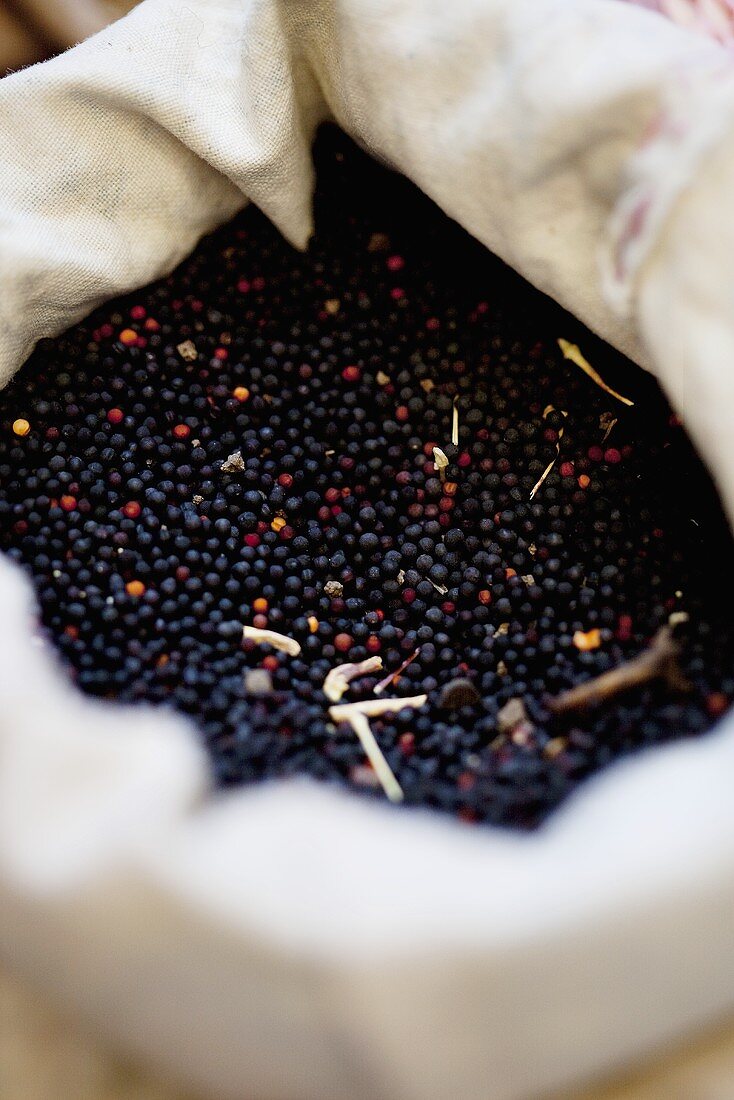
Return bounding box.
[558,338,634,407]
[497,696,532,735]
[322,655,384,703]
[374,648,421,695]
[452,397,459,446]
[329,695,429,802]
[244,668,274,695]
[548,626,691,714]
[221,450,245,473]
[432,445,449,483]
[242,626,301,657]
[176,339,197,362]
[529,405,567,500]
[600,411,618,442]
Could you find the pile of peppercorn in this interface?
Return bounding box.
[0,126,732,829]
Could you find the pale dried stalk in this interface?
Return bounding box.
[322,656,383,703]
[242,626,301,656]
[558,339,634,407]
[529,407,567,501]
[339,711,403,803]
[329,695,429,803]
[331,696,428,721]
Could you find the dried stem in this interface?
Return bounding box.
[328,696,427,803]
[343,712,403,803]
[558,339,634,407]
[322,656,383,703]
[548,625,691,714]
[242,626,301,656]
[374,648,421,695]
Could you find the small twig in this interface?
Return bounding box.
[548,625,691,714]
[322,656,383,703]
[529,406,567,501]
[329,695,428,803]
[242,626,301,656]
[451,397,459,446]
[338,711,403,803]
[374,648,421,695]
[333,695,427,721]
[558,339,634,407]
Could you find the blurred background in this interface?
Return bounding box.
[0,0,135,74]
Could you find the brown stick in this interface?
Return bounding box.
[548,625,691,715]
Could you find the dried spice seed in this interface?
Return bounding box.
[0,126,732,831]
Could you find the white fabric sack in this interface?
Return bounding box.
[3,2,734,1098]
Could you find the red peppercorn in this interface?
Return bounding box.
[457,808,477,824]
[130,305,146,320]
[122,501,141,519]
[587,445,604,462]
[253,613,268,629]
[399,731,415,756]
[126,580,146,598]
[366,635,381,653]
[173,424,191,440]
[402,588,416,604]
[458,452,471,468]
[144,317,160,332]
[278,473,293,488]
[386,255,404,272]
[119,328,138,346]
[706,692,729,719]
[335,633,353,653]
[560,461,574,478]
[236,278,251,293]
[262,654,279,672]
[341,365,361,382]
[175,566,190,582]
[324,487,340,503]
[214,347,228,360]
[279,525,294,540]
[395,405,409,422]
[604,447,622,464]
[60,494,77,512]
[107,408,124,424]
[244,534,260,547]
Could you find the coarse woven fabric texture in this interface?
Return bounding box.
[5,3,734,1100]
